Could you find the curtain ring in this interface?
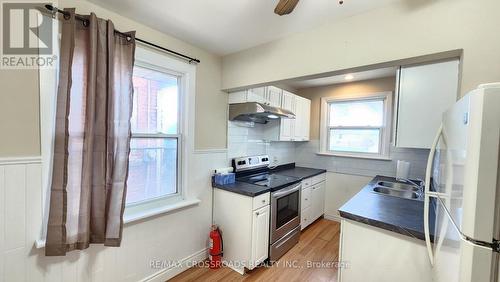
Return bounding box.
[83,20,89,27]
[63,13,70,20]
[126,36,131,42]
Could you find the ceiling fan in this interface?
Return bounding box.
[274,0,344,16]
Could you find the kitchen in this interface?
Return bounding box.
[205,52,500,281]
[1,0,500,282]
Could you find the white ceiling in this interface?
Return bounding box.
[282,67,398,89]
[89,0,400,55]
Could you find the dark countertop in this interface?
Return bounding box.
[272,166,327,179]
[212,180,271,197]
[338,175,435,241]
[212,163,326,197]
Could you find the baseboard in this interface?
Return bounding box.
[324,213,342,222]
[141,248,208,282]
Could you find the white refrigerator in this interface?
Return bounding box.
[423,83,500,282]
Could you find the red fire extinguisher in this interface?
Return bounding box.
[209,225,223,269]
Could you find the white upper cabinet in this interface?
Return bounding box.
[228,86,282,107]
[229,87,311,142]
[247,87,267,104]
[394,59,460,148]
[278,90,310,141]
[266,86,283,107]
[280,90,296,141]
[294,96,311,141]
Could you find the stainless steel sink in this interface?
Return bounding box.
[377,181,419,191]
[372,186,420,200]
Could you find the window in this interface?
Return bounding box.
[320,92,392,159]
[126,64,181,205]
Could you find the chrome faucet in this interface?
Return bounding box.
[397,177,425,197]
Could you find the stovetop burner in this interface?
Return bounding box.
[238,172,300,189]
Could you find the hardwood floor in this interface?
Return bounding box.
[169,219,341,282]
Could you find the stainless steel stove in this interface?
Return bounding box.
[237,172,300,189]
[232,155,301,262]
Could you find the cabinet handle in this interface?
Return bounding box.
[305,198,308,201]
[262,200,266,203]
[256,212,260,216]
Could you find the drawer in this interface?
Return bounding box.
[253,192,270,210]
[311,173,326,185]
[302,178,312,188]
[301,187,311,210]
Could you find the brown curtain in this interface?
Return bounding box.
[45,9,136,256]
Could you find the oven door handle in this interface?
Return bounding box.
[272,184,301,198]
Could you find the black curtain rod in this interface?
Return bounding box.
[44,5,201,64]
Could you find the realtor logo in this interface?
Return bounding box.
[1,1,57,68]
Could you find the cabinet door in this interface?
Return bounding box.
[251,205,270,268]
[247,87,267,104]
[280,118,294,141]
[293,97,303,141]
[280,91,296,141]
[228,90,248,104]
[293,96,311,141]
[395,60,459,148]
[281,90,295,112]
[311,182,325,221]
[302,98,311,141]
[266,86,283,107]
[301,187,312,210]
[301,206,312,230]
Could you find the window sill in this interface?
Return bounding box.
[123,198,201,224]
[34,198,201,249]
[316,151,392,161]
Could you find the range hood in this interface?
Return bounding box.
[229,102,295,124]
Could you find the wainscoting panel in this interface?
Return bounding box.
[0,150,227,282]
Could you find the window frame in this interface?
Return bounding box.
[126,61,183,207]
[319,92,393,160]
[123,43,197,219]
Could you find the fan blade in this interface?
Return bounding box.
[274,0,300,16]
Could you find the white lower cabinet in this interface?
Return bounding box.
[251,205,270,267]
[301,206,312,229]
[339,219,431,282]
[213,189,270,274]
[301,173,326,230]
[310,181,325,221]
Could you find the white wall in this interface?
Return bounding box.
[0,151,227,282]
[0,0,227,158]
[222,0,500,97]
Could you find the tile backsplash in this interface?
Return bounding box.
[295,140,429,179]
[227,121,429,179]
[227,121,296,166]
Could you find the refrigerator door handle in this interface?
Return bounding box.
[424,123,443,266]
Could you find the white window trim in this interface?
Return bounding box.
[127,59,184,206]
[319,91,393,160]
[123,43,198,223]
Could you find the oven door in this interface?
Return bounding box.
[271,183,301,243]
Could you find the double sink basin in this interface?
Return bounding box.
[372,180,423,201]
